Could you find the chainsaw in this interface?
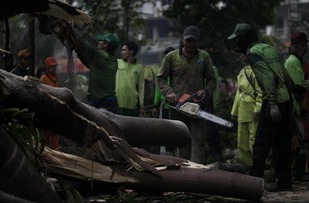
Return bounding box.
[167,93,234,128]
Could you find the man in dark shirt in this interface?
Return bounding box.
[228,23,293,192]
[10,49,33,77]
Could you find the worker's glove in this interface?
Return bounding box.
[139,108,146,117]
[166,92,178,106]
[53,20,81,50]
[197,88,211,108]
[152,107,159,118]
[269,103,282,123]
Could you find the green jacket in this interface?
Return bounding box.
[231,65,263,122]
[156,49,216,100]
[284,54,309,113]
[116,59,145,109]
[75,40,117,99]
[247,43,291,103]
[285,55,309,88]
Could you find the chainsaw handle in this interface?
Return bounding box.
[175,93,198,109]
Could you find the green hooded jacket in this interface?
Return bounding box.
[284,54,309,113]
[75,40,118,100]
[247,43,291,103]
[231,65,263,122]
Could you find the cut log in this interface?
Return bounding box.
[41,147,264,201]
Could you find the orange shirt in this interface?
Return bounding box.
[39,74,59,87]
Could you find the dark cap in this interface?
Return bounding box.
[96,33,120,48]
[183,25,200,40]
[227,23,253,40]
[290,31,309,44]
[17,49,32,59]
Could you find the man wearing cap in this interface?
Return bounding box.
[228,23,293,192]
[70,31,120,113]
[10,49,33,77]
[284,31,309,181]
[285,31,309,101]
[156,25,221,164]
[40,57,60,87]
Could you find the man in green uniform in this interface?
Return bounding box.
[231,61,262,166]
[284,31,309,180]
[156,25,221,164]
[73,32,120,114]
[116,41,145,117]
[228,23,293,192]
[285,32,309,113]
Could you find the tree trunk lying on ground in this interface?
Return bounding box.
[41,147,264,201]
[0,69,264,201]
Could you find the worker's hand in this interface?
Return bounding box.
[166,92,178,106]
[253,112,260,122]
[269,103,282,123]
[193,89,206,103]
[196,89,205,97]
[139,108,146,117]
[152,107,159,118]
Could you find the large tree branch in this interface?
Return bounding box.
[0,70,189,175]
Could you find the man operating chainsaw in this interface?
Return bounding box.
[155,25,222,164]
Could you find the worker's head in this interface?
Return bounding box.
[289,31,308,57]
[121,41,139,62]
[227,23,258,54]
[96,33,120,55]
[182,25,200,53]
[17,49,33,68]
[44,57,59,79]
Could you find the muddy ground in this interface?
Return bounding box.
[84,179,308,203]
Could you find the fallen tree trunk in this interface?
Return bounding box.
[42,147,264,201]
[0,70,190,148]
[0,69,264,201]
[0,70,189,175]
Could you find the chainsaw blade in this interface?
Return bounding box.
[197,110,234,128]
[171,101,234,128]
